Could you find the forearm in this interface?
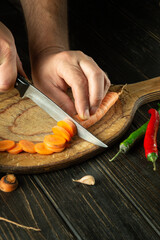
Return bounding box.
[20,0,69,59]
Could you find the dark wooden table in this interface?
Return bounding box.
[0,0,160,239]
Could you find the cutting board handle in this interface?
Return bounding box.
[125,76,160,106]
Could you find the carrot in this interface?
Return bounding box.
[44,144,66,152]
[3,118,77,155]
[0,174,18,192]
[19,140,36,153]
[74,88,125,128]
[52,126,71,142]
[44,134,66,149]
[57,119,77,137]
[0,140,15,151]
[35,142,54,155]
[7,143,23,154]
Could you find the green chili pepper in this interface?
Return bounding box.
[109,103,160,162]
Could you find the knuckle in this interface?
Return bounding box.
[76,76,88,88]
[86,55,94,62]
[0,83,11,92]
[58,51,73,62]
[76,50,84,56]
[93,70,104,79]
[0,40,15,60]
[0,76,15,92]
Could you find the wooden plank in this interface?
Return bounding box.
[0,174,76,240]
[96,103,160,236]
[33,161,160,240]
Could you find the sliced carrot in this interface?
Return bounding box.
[52,126,71,142]
[35,142,54,155]
[74,90,123,128]
[19,140,36,153]
[7,143,23,154]
[44,134,66,149]
[0,140,15,151]
[57,119,77,137]
[0,174,18,192]
[44,144,65,152]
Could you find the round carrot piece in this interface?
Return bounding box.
[0,140,15,151]
[35,142,54,155]
[44,144,65,152]
[19,140,36,153]
[0,174,18,192]
[57,119,77,137]
[52,126,71,142]
[44,134,66,148]
[8,143,23,154]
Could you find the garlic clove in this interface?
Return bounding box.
[72,175,95,185]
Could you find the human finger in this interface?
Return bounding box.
[0,44,17,91]
[79,56,111,115]
[58,62,90,120]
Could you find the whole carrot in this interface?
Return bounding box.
[144,108,159,171]
[74,85,126,128]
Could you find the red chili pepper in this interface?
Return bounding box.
[144,108,159,171]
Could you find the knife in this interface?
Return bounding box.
[15,75,108,148]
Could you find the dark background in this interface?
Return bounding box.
[2,0,160,84]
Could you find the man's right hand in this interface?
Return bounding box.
[0,22,26,92]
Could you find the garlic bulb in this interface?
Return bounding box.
[72,175,95,185]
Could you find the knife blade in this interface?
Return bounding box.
[15,75,108,148]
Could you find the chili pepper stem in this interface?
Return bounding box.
[153,161,156,171]
[109,150,122,162]
[147,152,158,171]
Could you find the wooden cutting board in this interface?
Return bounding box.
[0,77,159,174]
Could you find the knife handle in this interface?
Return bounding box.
[15,75,30,97]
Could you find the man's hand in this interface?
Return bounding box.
[31,49,110,119]
[0,22,26,92]
[20,0,111,118]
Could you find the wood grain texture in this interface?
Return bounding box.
[33,161,160,240]
[96,113,160,236]
[0,175,76,240]
[0,77,159,173]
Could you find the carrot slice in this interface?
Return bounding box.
[0,174,18,192]
[44,134,66,148]
[35,142,54,155]
[44,144,65,152]
[0,140,15,151]
[19,140,36,153]
[57,119,77,137]
[52,126,71,142]
[8,143,23,154]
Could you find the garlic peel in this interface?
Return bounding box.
[72,175,95,185]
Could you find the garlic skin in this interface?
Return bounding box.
[72,175,95,185]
